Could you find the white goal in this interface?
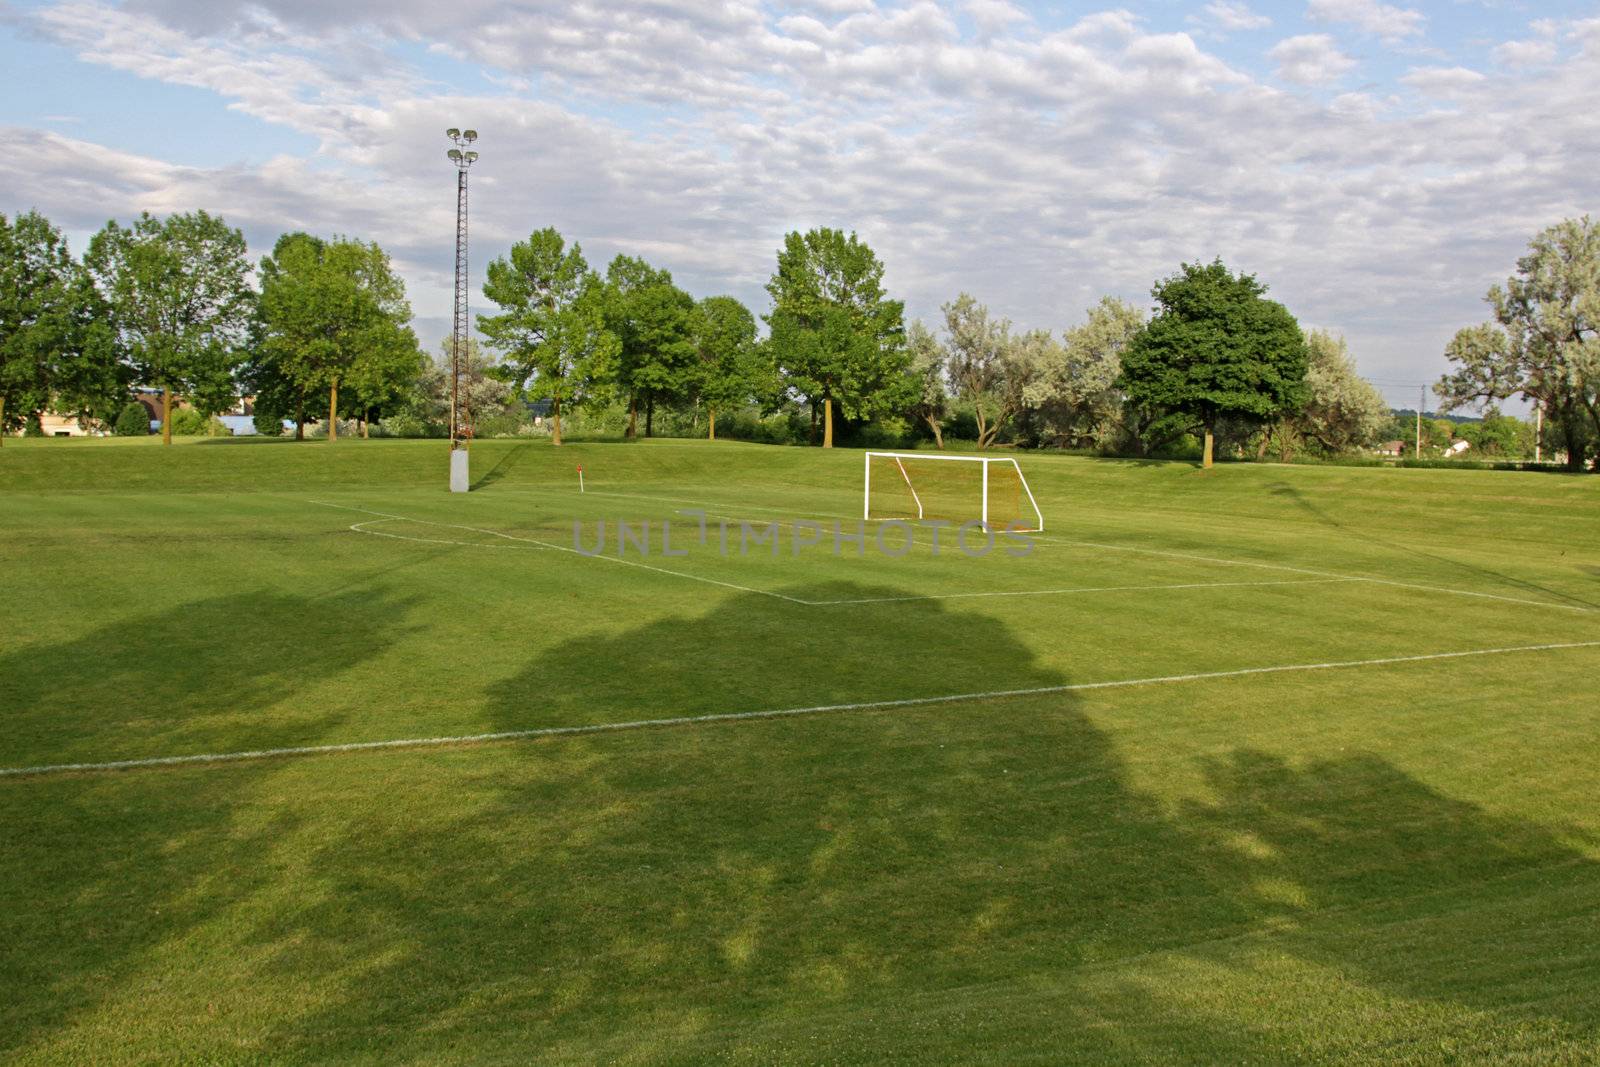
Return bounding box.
[864,452,1044,532]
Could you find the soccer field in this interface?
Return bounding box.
[3,437,1599,1063]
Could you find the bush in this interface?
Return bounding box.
[113,402,151,436]
[252,411,286,437]
[167,408,231,436]
[377,413,442,438]
[473,412,530,438]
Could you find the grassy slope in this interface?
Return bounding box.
[2,436,1599,1064]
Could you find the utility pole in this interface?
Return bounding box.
[446,127,479,493]
[1415,385,1423,459]
[1535,402,1543,463]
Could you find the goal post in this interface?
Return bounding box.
[863,451,1044,532]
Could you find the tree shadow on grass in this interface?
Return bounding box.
[1182,750,1600,1056]
[0,587,422,767]
[471,442,534,491]
[0,586,421,1059]
[217,582,1600,1062]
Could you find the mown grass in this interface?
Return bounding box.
[2,436,1598,1064]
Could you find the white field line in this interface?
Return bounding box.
[6,640,1599,780]
[1033,535,1599,616]
[814,577,1360,605]
[324,502,1372,607]
[351,518,556,550]
[309,500,812,605]
[317,499,1599,616]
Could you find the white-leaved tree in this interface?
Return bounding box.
[1025,296,1144,449]
[941,294,1041,449]
[1436,216,1600,470]
[1262,330,1389,459]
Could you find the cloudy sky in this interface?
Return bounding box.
[2,0,1598,408]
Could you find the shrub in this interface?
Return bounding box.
[114,402,151,436]
[168,408,232,436]
[377,413,441,438]
[252,411,286,437]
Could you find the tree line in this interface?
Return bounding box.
[0,209,422,445]
[3,207,1593,468]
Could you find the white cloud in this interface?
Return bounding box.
[1401,66,1487,96]
[1492,39,1556,68]
[1307,0,1424,41]
[1203,2,1271,32]
[8,0,1600,391]
[1269,34,1356,85]
[965,0,1027,35]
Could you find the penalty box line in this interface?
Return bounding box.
[5,639,1599,780]
[309,500,814,605]
[315,501,1365,607]
[490,487,1599,617]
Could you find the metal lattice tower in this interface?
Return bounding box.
[446,128,479,450]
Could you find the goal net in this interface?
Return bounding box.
[864,452,1044,532]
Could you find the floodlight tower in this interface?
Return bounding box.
[446,127,480,492]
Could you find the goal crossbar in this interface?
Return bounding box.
[863,451,1044,532]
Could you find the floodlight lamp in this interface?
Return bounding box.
[465,151,479,162]
[446,127,461,139]
[463,130,478,142]
[447,148,462,160]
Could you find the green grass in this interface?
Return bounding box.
[2,435,1599,1064]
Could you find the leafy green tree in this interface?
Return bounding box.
[905,319,950,449]
[478,227,618,446]
[256,233,418,444]
[1120,259,1309,468]
[83,211,254,445]
[1455,408,1534,458]
[603,255,698,438]
[765,228,909,448]
[1263,330,1388,459]
[1436,217,1600,471]
[114,401,152,436]
[0,211,119,441]
[691,295,760,441]
[1025,296,1145,450]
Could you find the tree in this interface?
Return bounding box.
[256,233,418,444]
[1436,217,1600,471]
[765,228,910,447]
[691,296,759,440]
[0,211,72,440]
[0,211,121,441]
[603,255,698,438]
[1456,407,1534,458]
[905,320,950,449]
[941,294,1011,449]
[1262,330,1388,460]
[1025,296,1144,450]
[478,227,618,446]
[83,211,254,445]
[1119,259,1309,468]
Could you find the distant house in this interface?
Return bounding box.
[1445,439,1470,456]
[1376,440,1405,457]
[35,412,106,437]
[133,389,261,435]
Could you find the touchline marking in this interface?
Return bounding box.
[1034,535,1599,615]
[309,500,811,605]
[811,577,1360,605]
[7,640,1599,780]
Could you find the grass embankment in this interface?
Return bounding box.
[2,437,1598,1063]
